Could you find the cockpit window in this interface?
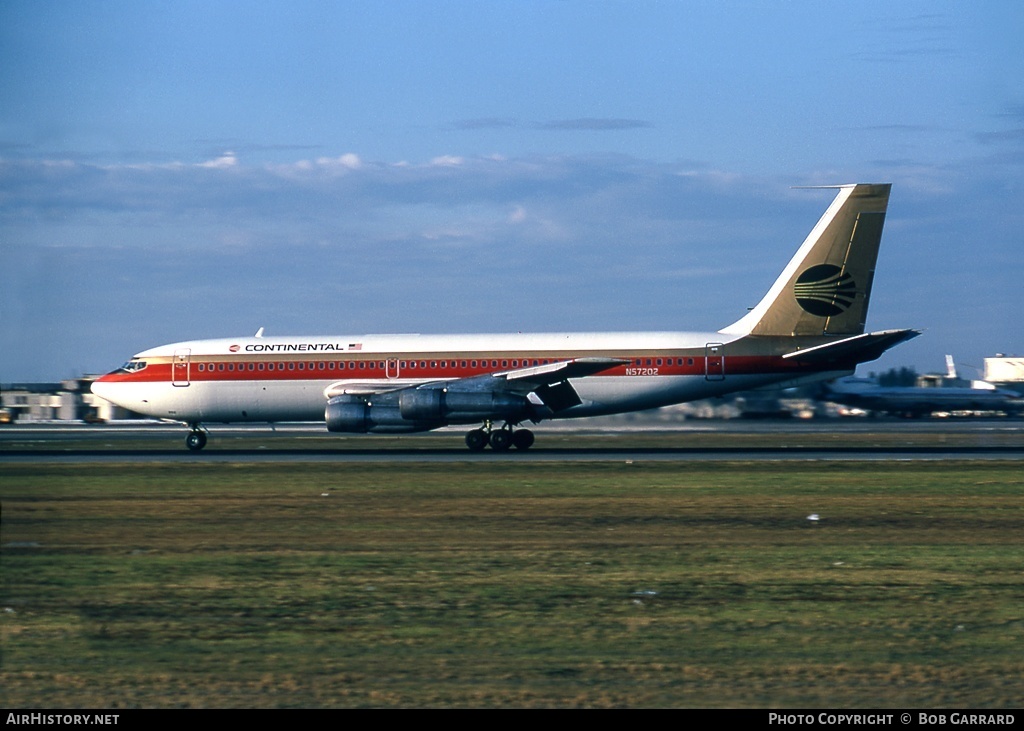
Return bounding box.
[120,360,148,373]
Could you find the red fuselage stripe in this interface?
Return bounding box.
[98,354,821,384]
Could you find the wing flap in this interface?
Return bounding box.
[490,356,628,414]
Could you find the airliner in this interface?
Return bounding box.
[825,356,1023,417]
[826,379,1023,417]
[91,183,919,451]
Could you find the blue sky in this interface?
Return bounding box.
[2,1,1022,382]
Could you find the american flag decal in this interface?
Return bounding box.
[348,343,362,350]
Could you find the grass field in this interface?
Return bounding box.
[2,458,1023,708]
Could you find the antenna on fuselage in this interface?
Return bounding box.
[255,327,265,338]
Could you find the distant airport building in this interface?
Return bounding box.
[0,378,140,423]
[985,356,1024,390]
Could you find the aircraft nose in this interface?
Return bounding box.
[90,376,118,405]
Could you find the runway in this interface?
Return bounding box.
[2,419,1023,463]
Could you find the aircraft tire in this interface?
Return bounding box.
[512,429,535,450]
[186,432,207,451]
[465,429,488,451]
[489,430,513,451]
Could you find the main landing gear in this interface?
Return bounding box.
[465,423,535,452]
[185,424,208,451]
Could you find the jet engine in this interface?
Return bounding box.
[325,395,432,434]
[398,388,531,422]
[325,388,532,434]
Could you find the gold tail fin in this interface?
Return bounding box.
[721,183,891,337]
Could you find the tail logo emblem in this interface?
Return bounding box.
[794,264,856,316]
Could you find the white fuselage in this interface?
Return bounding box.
[90,330,812,425]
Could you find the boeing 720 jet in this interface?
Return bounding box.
[91,183,919,450]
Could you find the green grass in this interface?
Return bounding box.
[3,461,1023,707]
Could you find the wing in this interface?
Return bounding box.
[496,356,628,384]
[323,356,628,415]
[466,356,629,413]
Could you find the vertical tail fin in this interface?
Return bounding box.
[721,183,891,337]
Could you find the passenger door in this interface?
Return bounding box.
[172,349,191,387]
[705,343,725,381]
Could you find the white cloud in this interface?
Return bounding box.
[2,149,1020,380]
[197,151,238,169]
[316,153,362,170]
[429,155,464,167]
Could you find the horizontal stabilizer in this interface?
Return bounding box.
[782,329,920,365]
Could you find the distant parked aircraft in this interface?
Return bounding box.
[825,358,1023,417]
[92,184,918,450]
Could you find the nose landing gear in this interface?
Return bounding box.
[185,425,208,451]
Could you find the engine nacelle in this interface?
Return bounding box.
[326,389,533,433]
[399,388,531,423]
[325,395,435,434]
